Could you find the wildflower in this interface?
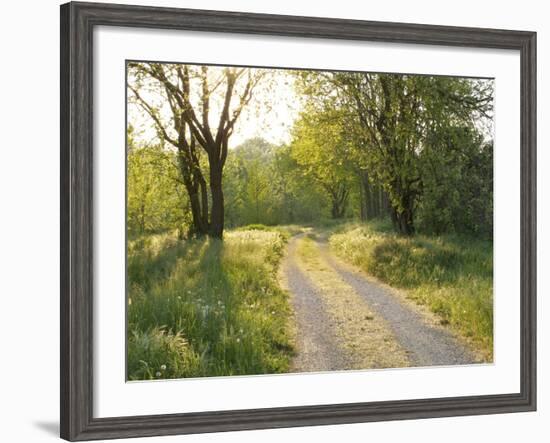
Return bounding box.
[155,371,162,377]
[236,338,241,343]
[239,328,244,334]
[271,311,275,315]
[160,364,167,371]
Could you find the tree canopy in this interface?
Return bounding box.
[127,63,494,239]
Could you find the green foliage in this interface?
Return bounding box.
[223,138,327,226]
[418,126,493,236]
[224,138,279,226]
[128,63,266,238]
[128,66,493,238]
[330,223,493,359]
[295,71,493,235]
[289,107,356,219]
[127,132,190,236]
[127,229,294,379]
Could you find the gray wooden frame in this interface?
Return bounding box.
[60,1,537,441]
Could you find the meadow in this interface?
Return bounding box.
[127,228,294,380]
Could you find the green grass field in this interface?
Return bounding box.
[127,219,493,379]
[329,221,493,360]
[127,228,294,380]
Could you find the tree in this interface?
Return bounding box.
[128,63,264,238]
[224,138,276,226]
[127,127,189,236]
[418,126,493,236]
[271,145,327,224]
[297,71,493,234]
[290,107,354,219]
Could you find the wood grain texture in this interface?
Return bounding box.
[60,2,537,441]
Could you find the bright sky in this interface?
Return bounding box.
[230,70,302,146]
[128,65,302,149]
[127,64,494,149]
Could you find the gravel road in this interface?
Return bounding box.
[282,234,477,372]
[281,237,354,372]
[319,243,477,367]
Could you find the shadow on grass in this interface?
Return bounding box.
[127,231,294,379]
[128,237,202,291]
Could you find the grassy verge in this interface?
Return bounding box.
[127,229,294,380]
[329,223,493,360]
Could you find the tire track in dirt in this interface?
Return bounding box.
[279,236,354,372]
[280,234,410,372]
[317,239,478,367]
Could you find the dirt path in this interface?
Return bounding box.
[279,237,353,372]
[280,232,477,373]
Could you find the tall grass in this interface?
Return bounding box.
[330,223,493,360]
[127,229,294,380]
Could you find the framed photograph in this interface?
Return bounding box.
[60,1,536,440]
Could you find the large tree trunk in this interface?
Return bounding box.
[394,209,415,235]
[390,195,415,236]
[129,63,261,241]
[208,165,224,239]
[331,201,343,218]
[177,147,210,237]
[330,184,349,219]
[187,189,209,237]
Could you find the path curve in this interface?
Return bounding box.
[281,232,477,373]
[318,241,477,367]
